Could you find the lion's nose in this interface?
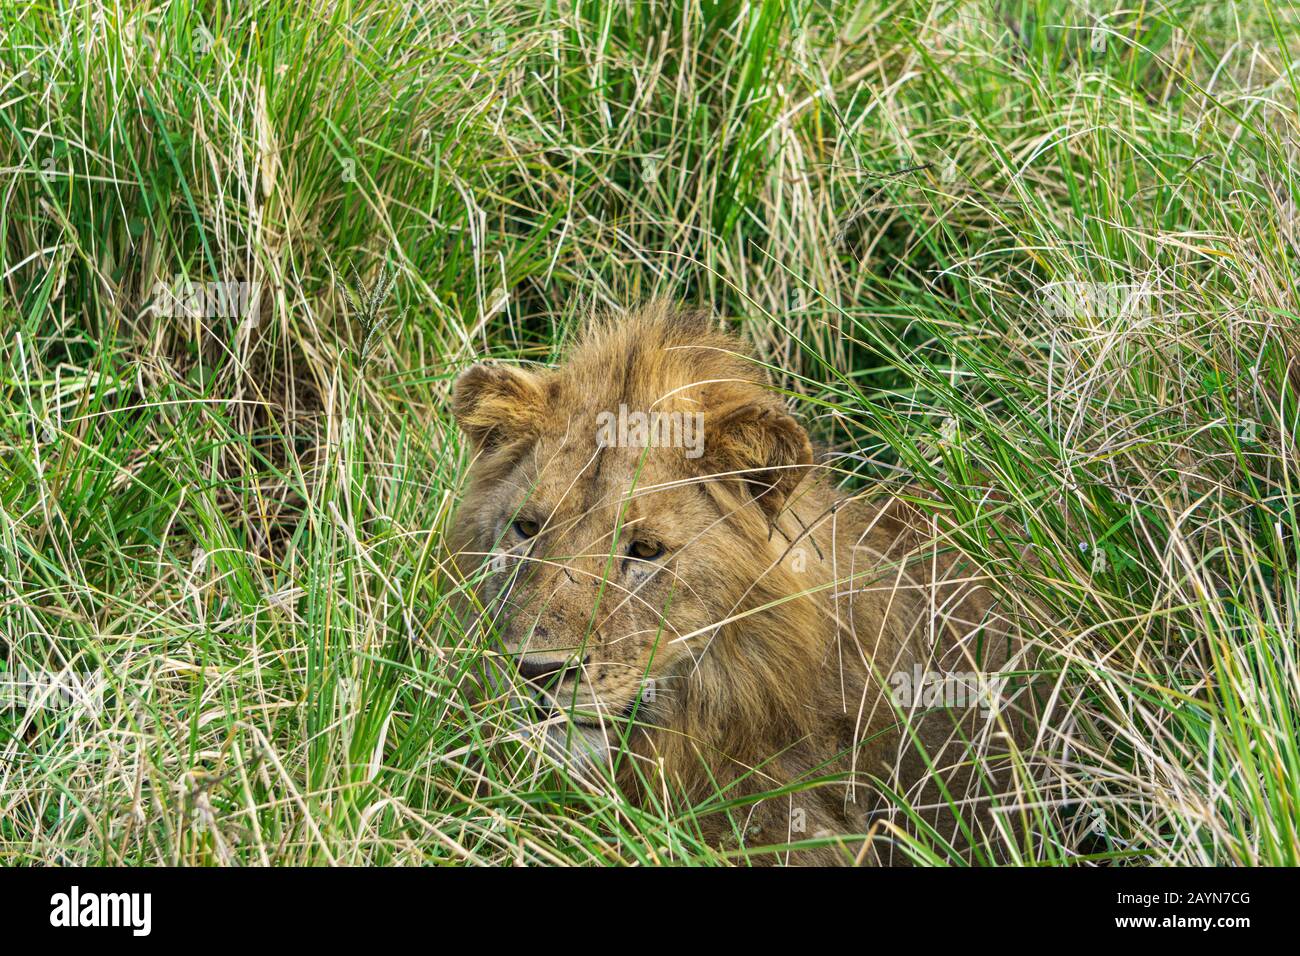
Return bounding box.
[517,654,586,686]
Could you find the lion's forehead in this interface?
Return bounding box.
[528,430,691,500]
[506,441,713,554]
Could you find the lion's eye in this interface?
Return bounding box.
[513,518,540,539]
[629,539,664,561]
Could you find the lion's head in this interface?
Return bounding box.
[449,304,817,762]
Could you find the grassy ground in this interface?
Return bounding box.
[1,0,1298,865]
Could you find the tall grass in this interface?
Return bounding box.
[1,0,1296,864]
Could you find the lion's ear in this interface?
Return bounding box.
[452,363,548,453]
[704,397,813,521]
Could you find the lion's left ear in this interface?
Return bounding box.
[702,397,813,521]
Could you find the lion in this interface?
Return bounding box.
[448,303,1037,865]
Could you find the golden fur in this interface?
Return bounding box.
[449,303,1032,864]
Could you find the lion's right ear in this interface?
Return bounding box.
[452,363,548,453]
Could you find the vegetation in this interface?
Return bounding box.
[1,0,1297,864]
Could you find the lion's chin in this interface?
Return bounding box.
[508,693,646,772]
[541,720,612,767]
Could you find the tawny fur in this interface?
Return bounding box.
[449,303,1033,864]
